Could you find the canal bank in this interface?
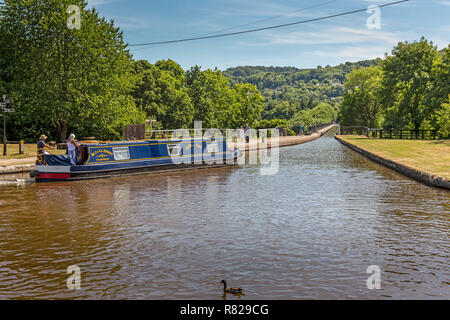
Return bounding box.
[0,162,35,174]
[335,135,450,190]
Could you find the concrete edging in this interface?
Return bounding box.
[0,163,35,175]
[335,135,450,190]
[234,124,337,151]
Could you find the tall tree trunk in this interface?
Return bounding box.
[58,120,68,143]
[414,122,420,131]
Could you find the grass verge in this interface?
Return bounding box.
[0,144,66,160]
[338,135,450,180]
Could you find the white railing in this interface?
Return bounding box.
[147,128,278,140]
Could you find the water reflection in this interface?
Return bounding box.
[0,133,448,299]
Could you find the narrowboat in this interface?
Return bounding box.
[30,137,239,182]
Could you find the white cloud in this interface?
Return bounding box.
[202,0,336,21]
[438,1,450,6]
[87,0,124,8]
[312,46,387,60]
[111,16,155,30]
[258,25,409,47]
[87,0,111,7]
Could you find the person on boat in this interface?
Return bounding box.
[244,124,250,143]
[67,134,81,165]
[37,135,54,155]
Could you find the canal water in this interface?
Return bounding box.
[0,130,449,299]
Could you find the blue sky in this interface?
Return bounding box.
[87,0,450,70]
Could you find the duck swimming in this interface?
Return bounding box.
[220,280,243,294]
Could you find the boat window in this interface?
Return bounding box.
[113,147,130,160]
[206,141,219,153]
[168,144,181,156]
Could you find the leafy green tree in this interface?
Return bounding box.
[156,59,185,80]
[0,0,145,141]
[254,118,290,129]
[230,83,265,128]
[426,45,450,129]
[132,60,193,129]
[436,96,450,138]
[262,100,297,120]
[133,62,165,121]
[133,59,153,75]
[339,66,382,127]
[289,110,313,128]
[134,62,264,130]
[223,59,379,122]
[289,102,336,129]
[185,66,233,128]
[381,38,440,131]
[313,102,338,122]
[254,118,295,135]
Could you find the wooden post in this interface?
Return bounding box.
[1,95,15,155]
[19,140,24,155]
[2,110,5,156]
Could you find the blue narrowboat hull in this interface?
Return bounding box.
[32,138,239,182]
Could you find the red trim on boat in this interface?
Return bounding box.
[38,173,71,180]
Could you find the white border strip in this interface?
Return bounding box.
[36,166,71,173]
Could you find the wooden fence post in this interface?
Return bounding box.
[19,140,24,155]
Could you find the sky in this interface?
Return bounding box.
[86,0,450,70]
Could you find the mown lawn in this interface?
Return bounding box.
[0,143,66,160]
[338,135,450,180]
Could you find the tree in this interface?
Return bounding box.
[313,102,337,122]
[381,38,440,131]
[132,60,193,129]
[0,0,145,141]
[436,95,450,139]
[155,59,185,79]
[185,66,233,128]
[222,60,379,123]
[339,66,382,127]
[426,45,450,130]
[289,102,337,129]
[230,83,265,128]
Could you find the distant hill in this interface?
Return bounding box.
[223,59,381,120]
